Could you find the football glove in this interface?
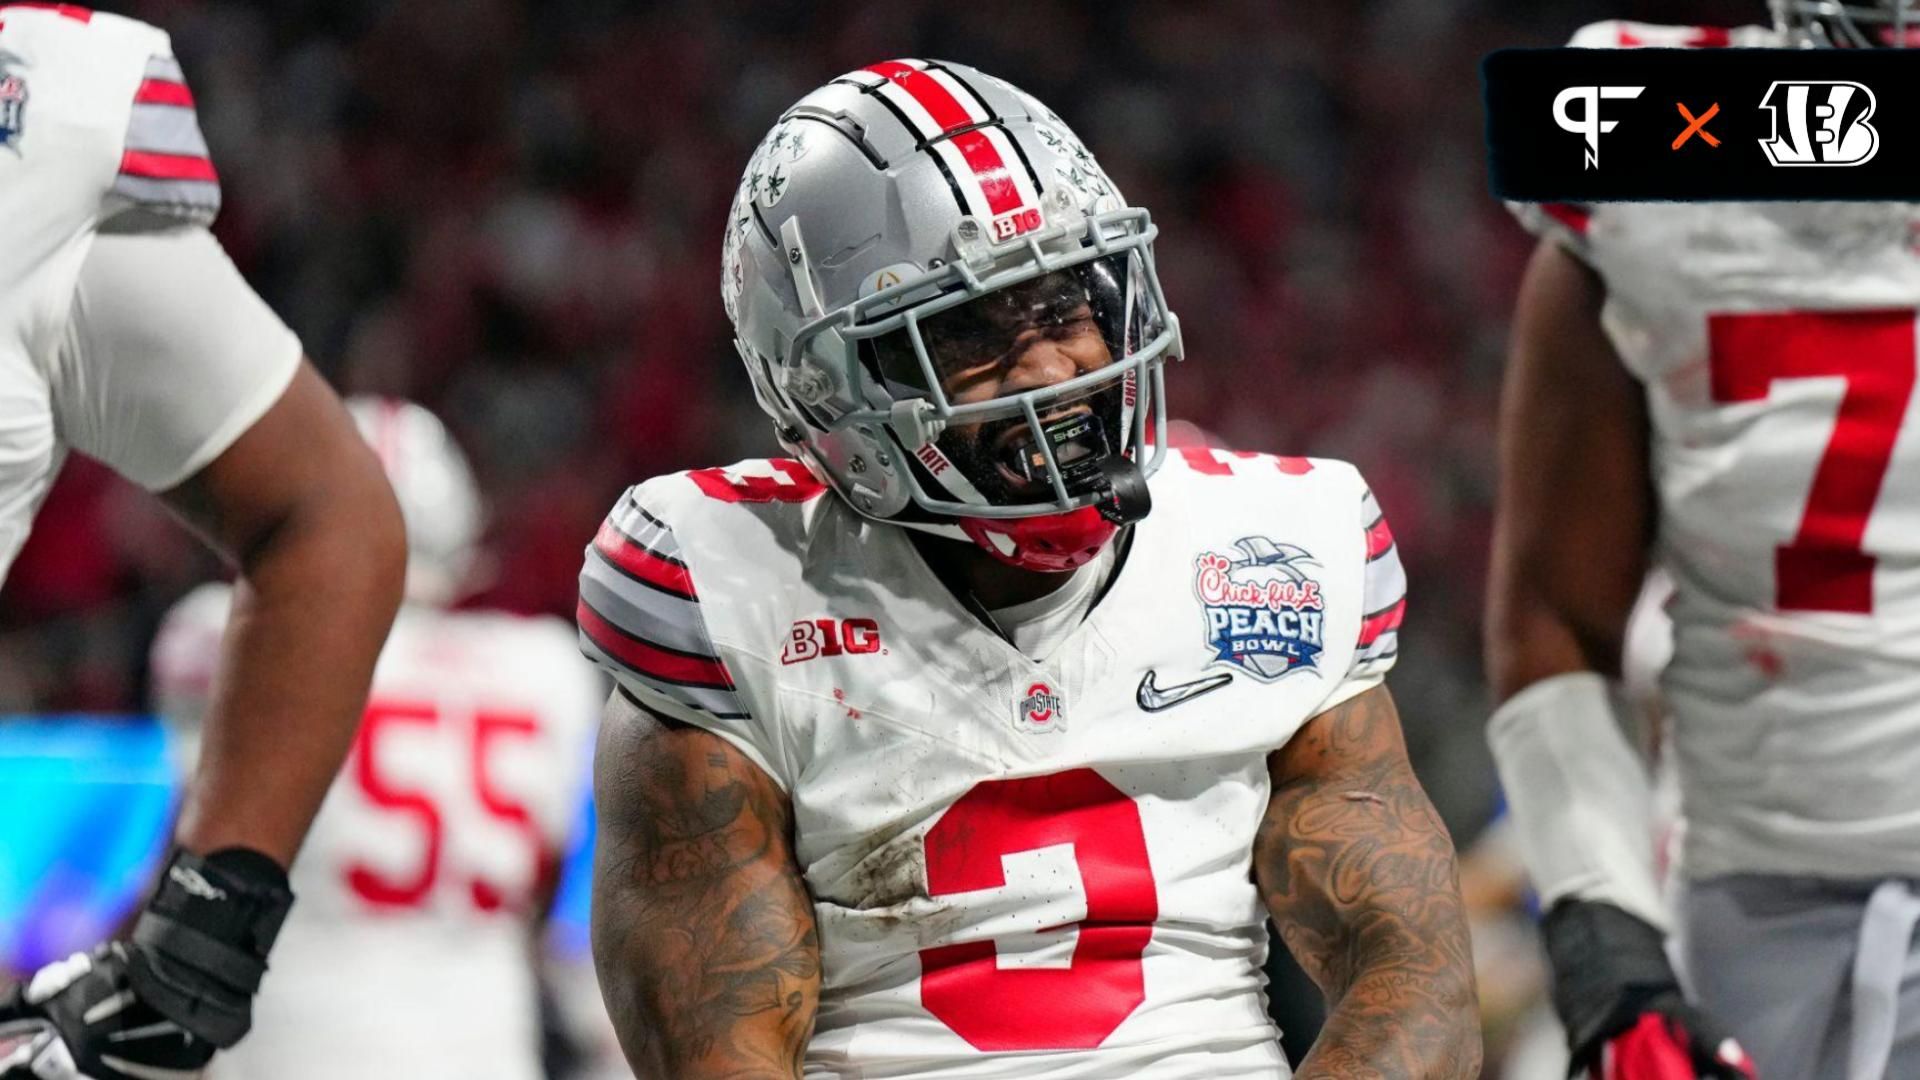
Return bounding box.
[1544,899,1756,1080]
[0,848,292,1080]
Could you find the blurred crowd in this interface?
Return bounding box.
[0,0,1765,1068]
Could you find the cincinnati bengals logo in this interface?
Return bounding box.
[1758,81,1879,167]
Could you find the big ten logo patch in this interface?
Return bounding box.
[781,617,883,664]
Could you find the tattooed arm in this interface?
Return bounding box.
[591,690,820,1079]
[1255,685,1481,1078]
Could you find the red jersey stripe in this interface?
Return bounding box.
[134,78,195,108]
[578,600,734,689]
[1541,202,1591,236]
[948,129,1021,216]
[1365,514,1396,561]
[863,60,972,132]
[592,520,695,600]
[1358,598,1406,648]
[119,150,217,183]
[0,3,93,23]
[1179,446,1232,476]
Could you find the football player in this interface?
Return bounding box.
[1486,7,1920,1079]
[150,398,605,1080]
[579,60,1480,1077]
[0,7,405,1079]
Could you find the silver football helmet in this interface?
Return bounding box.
[1773,0,1918,45]
[346,396,484,606]
[721,59,1183,571]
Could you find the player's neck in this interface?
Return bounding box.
[909,532,1077,611]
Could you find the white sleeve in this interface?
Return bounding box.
[1487,672,1669,930]
[50,227,301,492]
[1317,479,1407,712]
[577,484,791,792]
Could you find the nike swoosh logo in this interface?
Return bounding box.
[1136,670,1234,713]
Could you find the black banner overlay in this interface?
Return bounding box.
[1486,48,1920,200]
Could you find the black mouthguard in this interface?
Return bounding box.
[1000,411,1110,492]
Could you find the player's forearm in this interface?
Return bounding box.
[1259,691,1481,1079]
[1483,571,1620,701]
[174,484,404,865]
[1274,809,1482,1080]
[1293,955,1480,1079]
[1486,241,1650,703]
[596,879,819,1079]
[592,697,820,1079]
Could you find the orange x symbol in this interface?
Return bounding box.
[1673,102,1721,149]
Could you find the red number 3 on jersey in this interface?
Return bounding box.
[918,769,1159,1051]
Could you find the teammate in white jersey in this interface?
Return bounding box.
[151,398,604,1080]
[0,7,405,1080]
[579,60,1479,1078]
[1486,7,1920,1079]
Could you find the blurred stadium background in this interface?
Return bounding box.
[0,0,1765,1075]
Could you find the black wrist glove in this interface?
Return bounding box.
[0,847,293,1079]
[1544,899,1756,1080]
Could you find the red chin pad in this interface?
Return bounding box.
[959,507,1118,573]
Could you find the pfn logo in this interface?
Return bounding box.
[1553,85,1645,169]
[1759,81,1879,167]
[781,618,881,664]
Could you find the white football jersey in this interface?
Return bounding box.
[0,6,298,580]
[576,449,1407,1079]
[1515,20,1920,881]
[151,587,605,1080]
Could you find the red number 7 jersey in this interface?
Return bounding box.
[577,451,1406,1078]
[1510,19,1920,887]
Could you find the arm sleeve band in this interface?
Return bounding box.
[1487,670,1669,931]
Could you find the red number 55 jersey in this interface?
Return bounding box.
[577,448,1406,1079]
[152,589,603,1080]
[1514,21,1920,885]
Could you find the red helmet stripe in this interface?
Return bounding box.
[863,60,974,133]
[948,130,1022,216]
[864,60,1028,220]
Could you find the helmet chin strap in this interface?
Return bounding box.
[1093,456,1152,525]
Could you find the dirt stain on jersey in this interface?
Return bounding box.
[844,830,927,913]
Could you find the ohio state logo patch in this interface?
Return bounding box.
[1014,680,1066,734]
[1194,537,1326,682]
[0,66,26,150]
